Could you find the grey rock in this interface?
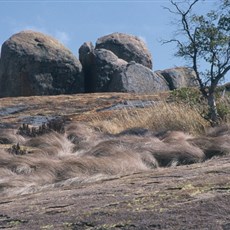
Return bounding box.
[95,32,152,69]
[0,105,28,116]
[0,30,84,97]
[79,42,95,92]
[79,42,94,64]
[79,46,127,92]
[79,43,168,94]
[20,115,62,126]
[109,62,169,93]
[224,82,230,92]
[97,100,158,112]
[156,67,198,90]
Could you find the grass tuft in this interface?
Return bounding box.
[90,101,209,135]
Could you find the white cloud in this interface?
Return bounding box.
[138,35,147,44]
[54,30,70,46]
[12,25,49,35]
[11,24,71,46]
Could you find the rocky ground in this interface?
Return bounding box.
[0,93,230,230]
[0,93,166,128]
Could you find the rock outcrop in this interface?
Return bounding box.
[79,43,127,92]
[79,45,127,92]
[156,67,198,90]
[0,30,84,97]
[79,41,168,93]
[109,62,169,93]
[0,30,200,97]
[96,32,152,69]
[79,41,94,65]
[224,82,230,92]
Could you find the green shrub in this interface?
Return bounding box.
[170,87,202,106]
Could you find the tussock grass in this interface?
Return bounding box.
[90,102,209,135]
[217,96,230,123]
[90,87,230,135]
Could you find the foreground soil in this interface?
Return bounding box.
[0,93,230,230]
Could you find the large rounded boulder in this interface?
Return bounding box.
[79,42,167,93]
[79,43,127,92]
[95,32,153,69]
[109,62,169,93]
[0,30,84,97]
[156,67,199,90]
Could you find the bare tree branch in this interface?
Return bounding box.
[164,0,229,123]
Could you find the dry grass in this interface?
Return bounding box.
[90,102,209,135]
[217,96,230,124]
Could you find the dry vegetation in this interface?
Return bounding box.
[90,101,209,135]
[91,87,230,135]
[0,88,230,229]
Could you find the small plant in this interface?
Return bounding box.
[170,87,230,125]
[170,87,203,106]
[7,143,28,155]
[17,117,66,137]
[216,98,230,122]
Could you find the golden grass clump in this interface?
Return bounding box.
[90,102,209,135]
[217,96,230,124]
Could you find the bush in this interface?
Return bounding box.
[169,87,203,106]
[170,87,230,124]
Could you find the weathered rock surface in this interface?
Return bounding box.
[225,82,230,92]
[79,41,94,65]
[1,155,230,230]
[0,30,84,97]
[109,62,169,93]
[79,46,127,92]
[156,67,198,90]
[79,42,169,93]
[0,30,200,97]
[96,32,153,69]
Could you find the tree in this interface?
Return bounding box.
[165,0,230,125]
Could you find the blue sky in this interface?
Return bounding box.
[0,0,229,82]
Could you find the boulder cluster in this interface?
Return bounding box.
[0,30,198,97]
